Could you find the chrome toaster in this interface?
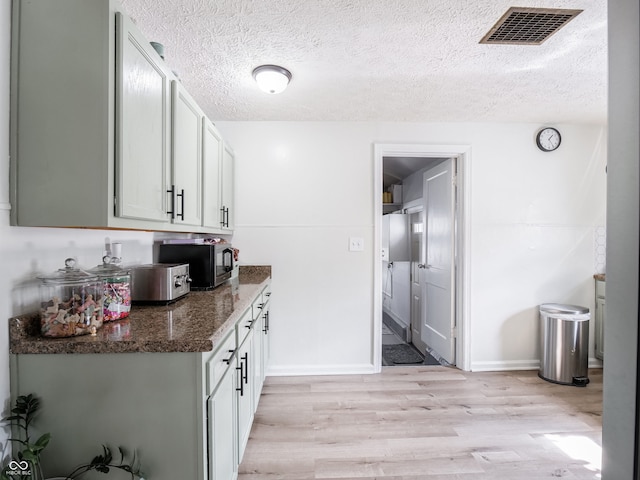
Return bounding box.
[130,263,191,303]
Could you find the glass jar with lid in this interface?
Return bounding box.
[88,256,131,322]
[38,258,104,337]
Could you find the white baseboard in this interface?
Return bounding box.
[470,360,539,372]
[382,307,409,329]
[589,357,604,368]
[264,356,604,377]
[471,358,604,372]
[266,363,377,377]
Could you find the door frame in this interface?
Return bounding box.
[373,143,471,372]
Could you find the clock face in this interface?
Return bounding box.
[536,127,561,152]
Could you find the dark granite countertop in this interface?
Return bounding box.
[9,265,271,355]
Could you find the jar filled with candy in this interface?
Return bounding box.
[88,246,131,322]
[38,258,104,337]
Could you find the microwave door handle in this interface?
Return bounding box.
[223,248,234,272]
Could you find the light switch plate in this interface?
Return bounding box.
[349,237,364,251]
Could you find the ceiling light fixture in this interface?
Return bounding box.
[252,65,292,94]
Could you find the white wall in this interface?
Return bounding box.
[216,121,607,374]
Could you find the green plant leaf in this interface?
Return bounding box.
[34,432,51,448]
[118,446,126,463]
[21,450,38,462]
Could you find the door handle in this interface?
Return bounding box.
[242,352,249,384]
[220,206,229,227]
[236,362,244,396]
[176,188,185,220]
[418,264,426,269]
[167,185,176,219]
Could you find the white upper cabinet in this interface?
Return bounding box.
[202,118,223,229]
[171,81,203,227]
[10,0,233,234]
[221,144,235,231]
[11,0,119,229]
[116,12,171,223]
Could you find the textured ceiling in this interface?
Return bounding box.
[120,0,607,123]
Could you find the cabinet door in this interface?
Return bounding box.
[220,144,235,231]
[262,301,271,378]
[253,313,264,410]
[203,118,223,229]
[237,331,254,462]
[208,366,238,480]
[115,13,171,222]
[171,81,203,226]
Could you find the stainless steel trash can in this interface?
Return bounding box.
[539,303,590,387]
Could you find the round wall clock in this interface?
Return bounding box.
[536,127,561,152]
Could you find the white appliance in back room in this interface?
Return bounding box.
[381,212,410,339]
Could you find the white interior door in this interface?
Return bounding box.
[421,159,456,364]
[410,210,427,354]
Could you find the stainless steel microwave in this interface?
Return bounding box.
[158,243,234,290]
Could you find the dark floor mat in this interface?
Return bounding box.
[382,344,425,365]
[423,351,441,366]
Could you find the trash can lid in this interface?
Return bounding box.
[540,303,589,314]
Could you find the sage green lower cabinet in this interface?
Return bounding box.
[11,352,211,480]
[208,367,237,480]
[259,287,272,391]
[11,283,272,480]
[236,323,255,462]
[253,311,265,409]
[207,330,239,480]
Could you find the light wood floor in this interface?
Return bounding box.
[239,366,602,479]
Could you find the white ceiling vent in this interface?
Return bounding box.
[480,7,583,45]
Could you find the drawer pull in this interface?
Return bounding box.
[223,349,235,364]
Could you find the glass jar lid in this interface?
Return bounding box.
[87,256,131,277]
[38,258,99,284]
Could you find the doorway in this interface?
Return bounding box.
[373,143,471,372]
